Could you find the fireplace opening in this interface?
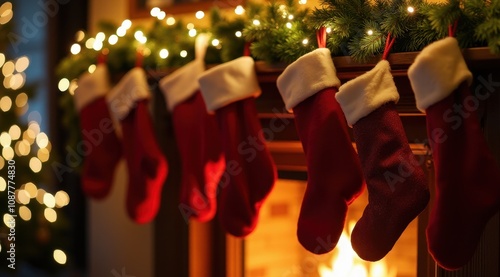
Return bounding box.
[243,179,418,277]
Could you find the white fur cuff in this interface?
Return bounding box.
[277,48,341,111]
[107,67,151,120]
[408,37,473,112]
[199,56,261,112]
[74,64,110,111]
[160,59,204,111]
[336,60,399,127]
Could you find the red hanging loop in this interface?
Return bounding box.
[135,48,144,68]
[243,41,252,57]
[316,26,327,48]
[448,20,458,37]
[382,33,396,60]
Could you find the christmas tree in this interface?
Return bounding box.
[0,1,71,275]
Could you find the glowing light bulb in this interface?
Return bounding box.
[116,26,126,37]
[367,29,374,36]
[122,19,132,29]
[235,31,242,37]
[288,15,294,20]
[211,39,220,47]
[298,0,307,4]
[70,43,81,55]
[108,34,118,45]
[88,64,96,73]
[235,5,245,15]
[166,17,175,25]
[180,50,187,58]
[195,11,204,19]
[157,11,166,20]
[159,49,169,59]
[187,23,194,30]
[58,78,70,91]
[188,29,197,37]
[150,7,160,17]
[286,22,292,29]
[302,38,309,45]
[253,19,260,26]
[326,27,332,33]
[95,32,105,41]
[407,6,415,13]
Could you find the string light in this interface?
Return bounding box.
[44,208,57,223]
[95,32,105,42]
[70,43,81,55]
[75,30,85,42]
[24,182,38,198]
[234,5,245,15]
[19,206,31,221]
[29,157,42,173]
[122,19,132,29]
[253,19,260,26]
[288,15,294,20]
[326,27,332,33]
[367,29,374,36]
[166,17,175,25]
[93,40,103,51]
[187,23,194,30]
[180,50,187,58]
[157,11,166,20]
[0,53,5,67]
[2,147,14,160]
[0,177,5,191]
[116,26,126,37]
[58,78,70,92]
[16,189,30,205]
[43,192,56,208]
[108,34,118,45]
[407,6,415,13]
[2,60,14,76]
[0,132,11,147]
[188,29,197,37]
[88,64,96,74]
[55,191,70,208]
[302,38,309,45]
[159,49,169,59]
[0,96,12,112]
[298,0,307,4]
[85,38,95,49]
[15,56,29,72]
[235,31,242,37]
[286,22,292,29]
[150,7,160,17]
[212,39,220,47]
[195,11,204,19]
[8,124,21,139]
[0,2,13,25]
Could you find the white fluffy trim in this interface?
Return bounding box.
[408,37,473,112]
[74,64,110,111]
[159,59,204,111]
[277,48,341,111]
[107,67,150,120]
[336,60,399,127]
[199,56,261,112]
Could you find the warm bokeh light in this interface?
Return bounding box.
[24,182,38,198]
[188,29,197,37]
[36,132,49,148]
[88,64,96,74]
[15,93,28,108]
[166,17,175,25]
[70,43,81,55]
[37,148,50,162]
[44,208,57,223]
[53,249,67,265]
[2,146,14,160]
[55,190,70,208]
[108,34,118,45]
[58,78,70,91]
[16,189,30,205]
[235,5,245,15]
[0,96,12,112]
[29,157,42,173]
[0,132,11,147]
[36,188,46,204]
[19,206,32,221]
[0,177,6,192]
[9,124,21,140]
[15,56,29,72]
[159,49,169,59]
[195,11,204,19]
[43,193,56,208]
[3,213,14,227]
[180,50,187,58]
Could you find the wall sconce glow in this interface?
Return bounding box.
[180,50,187,58]
[159,49,169,59]
[188,29,197,37]
[234,5,245,15]
[53,249,67,265]
[302,38,309,45]
[195,11,204,19]
[235,31,242,37]
[211,39,220,47]
[58,78,70,92]
[407,6,415,13]
[70,43,81,55]
[367,29,374,36]
[252,19,260,26]
[108,35,118,45]
[166,17,175,25]
[150,7,160,17]
[157,11,166,20]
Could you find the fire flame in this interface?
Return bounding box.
[318,221,397,277]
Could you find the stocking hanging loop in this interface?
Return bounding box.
[316,26,327,48]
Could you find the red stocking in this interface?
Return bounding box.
[108,67,168,224]
[160,59,225,222]
[74,64,121,199]
[277,48,365,254]
[337,60,429,261]
[199,57,277,237]
[409,37,500,270]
